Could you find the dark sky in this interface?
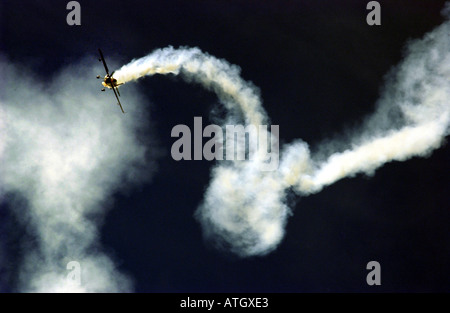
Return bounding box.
[1,0,449,292]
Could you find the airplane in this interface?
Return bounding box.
[97,48,125,113]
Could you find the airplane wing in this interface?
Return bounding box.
[111,86,125,114]
[98,48,125,114]
[98,48,110,75]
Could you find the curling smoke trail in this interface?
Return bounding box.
[114,47,266,126]
[0,9,448,293]
[114,9,449,257]
[0,57,155,291]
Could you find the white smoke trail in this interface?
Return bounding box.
[114,8,449,257]
[114,47,266,126]
[0,57,155,291]
[286,19,450,195]
[114,47,287,255]
[2,10,448,292]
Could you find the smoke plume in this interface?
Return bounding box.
[114,10,449,257]
[0,57,155,291]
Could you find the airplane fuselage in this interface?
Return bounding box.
[102,75,120,89]
[98,48,125,113]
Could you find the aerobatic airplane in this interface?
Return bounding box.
[97,48,125,113]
